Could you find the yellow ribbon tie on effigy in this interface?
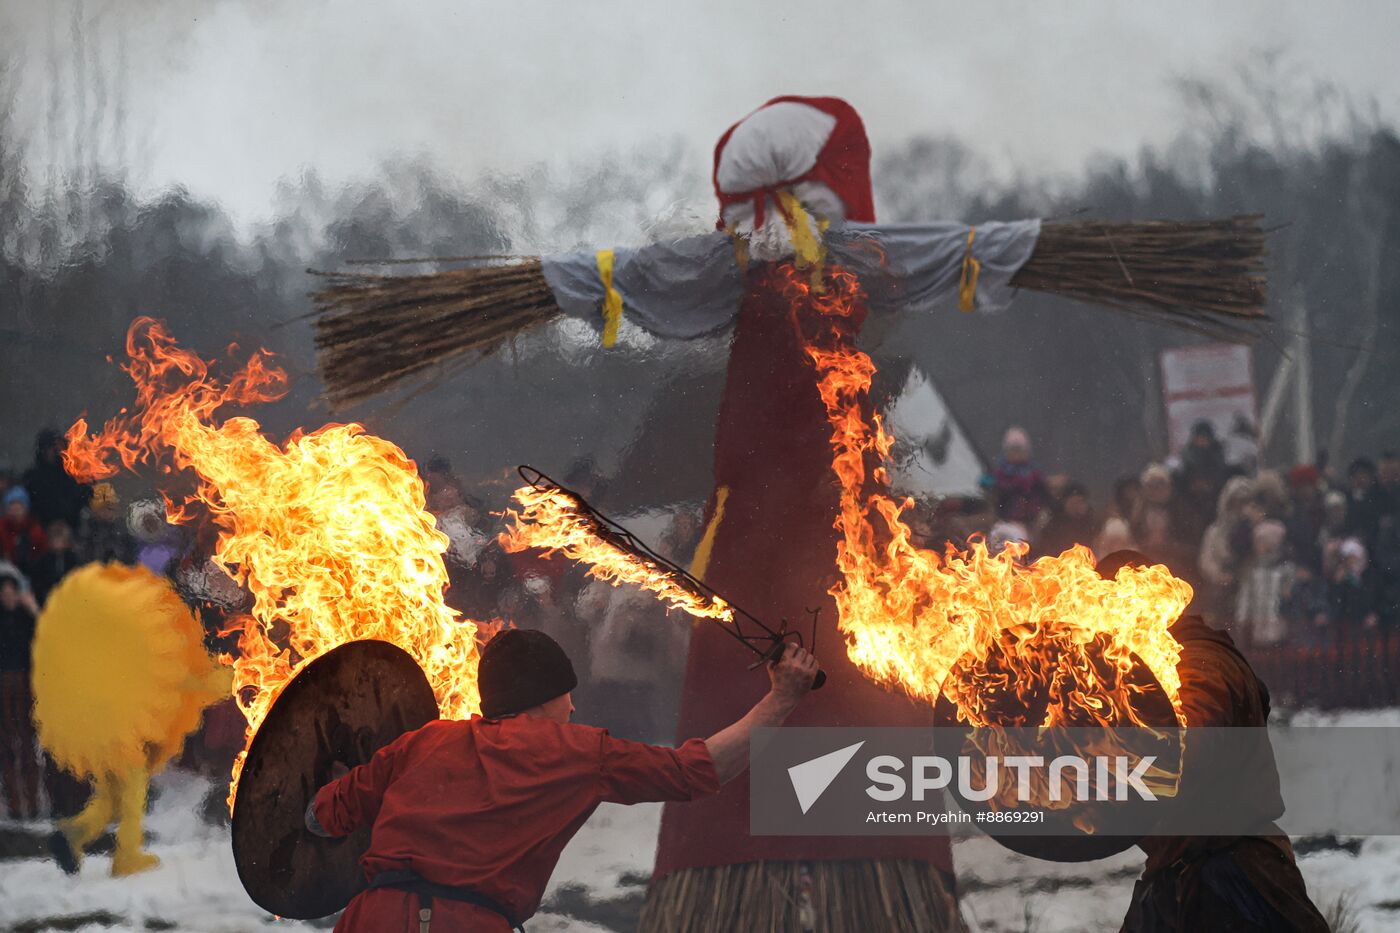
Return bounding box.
[958,227,981,312]
[776,190,828,290]
[596,248,624,348]
[688,485,730,582]
[725,223,750,270]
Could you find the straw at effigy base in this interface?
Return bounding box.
[636,859,966,933]
[311,216,1268,408]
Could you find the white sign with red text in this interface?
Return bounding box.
[1159,343,1257,454]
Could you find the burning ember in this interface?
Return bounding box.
[65,318,483,809]
[783,265,1193,729]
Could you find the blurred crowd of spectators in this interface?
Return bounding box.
[420,457,699,746]
[933,420,1400,653]
[2,431,140,822]
[0,430,250,823]
[5,418,1398,821]
[0,434,700,823]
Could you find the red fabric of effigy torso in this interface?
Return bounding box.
[652,264,953,877]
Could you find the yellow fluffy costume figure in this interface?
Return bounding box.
[33,563,231,876]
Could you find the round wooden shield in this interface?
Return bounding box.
[933,643,1181,863]
[231,640,439,919]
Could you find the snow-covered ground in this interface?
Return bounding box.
[3,712,1398,932]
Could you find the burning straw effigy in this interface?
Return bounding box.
[309,96,1270,932]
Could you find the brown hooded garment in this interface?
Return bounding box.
[1120,615,1329,933]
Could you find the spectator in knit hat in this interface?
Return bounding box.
[1,488,48,581]
[1234,520,1291,649]
[80,483,136,565]
[1179,420,1230,499]
[990,426,1050,528]
[1327,538,1378,630]
[1199,477,1256,622]
[1132,463,1194,578]
[20,429,90,530]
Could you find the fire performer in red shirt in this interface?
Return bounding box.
[306,628,820,933]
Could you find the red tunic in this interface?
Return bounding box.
[313,716,719,932]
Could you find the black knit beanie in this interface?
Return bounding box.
[478,629,578,719]
[1096,549,1151,581]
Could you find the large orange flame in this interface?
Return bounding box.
[65,318,482,809]
[500,483,733,625]
[784,266,1191,728]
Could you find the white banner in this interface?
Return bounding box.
[1159,343,1257,454]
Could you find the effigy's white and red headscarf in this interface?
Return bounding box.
[712,95,874,260]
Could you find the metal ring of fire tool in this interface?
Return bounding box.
[931,647,1182,863]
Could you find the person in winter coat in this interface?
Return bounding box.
[0,572,40,820]
[1177,420,1229,503]
[1282,562,1331,647]
[79,483,137,565]
[1222,414,1260,477]
[20,429,90,531]
[1327,539,1378,631]
[586,587,686,743]
[1317,491,1351,575]
[307,628,820,933]
[1283,465,1325,573]
[1132,464,1195,579]
[1,487,49,581]
[1233,520,1291,649]
[1095,476,1142,558]
[30,521,82,606]
[1197,476,1255,621]
[1099,552,1329,933]
[1038,482,1098,558]
[990,426,1050,527]
[1371,514,1400,629]
[1378,450,1400,512]
[1344,457,1390,553]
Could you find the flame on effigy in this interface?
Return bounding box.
[780,265,1191,729]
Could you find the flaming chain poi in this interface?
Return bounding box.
[500,481,734,625]
[64,319,483,809]
[785,264,1192,728]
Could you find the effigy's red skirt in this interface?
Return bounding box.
[653,265,953,877]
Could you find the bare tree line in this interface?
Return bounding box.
[1,50,1396,508]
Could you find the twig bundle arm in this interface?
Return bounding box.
[311,216,1268,407]
[313,261,556,405]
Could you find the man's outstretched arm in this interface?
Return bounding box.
[704,645,819,784]
[305,732,409,838]
[597,645,820,804]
